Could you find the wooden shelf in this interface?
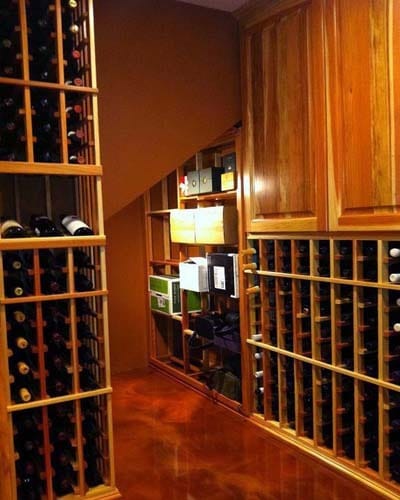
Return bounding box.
[0,161,103,176]
[180,190,236,203]
[0,76,98,94]
[0,235,106,250]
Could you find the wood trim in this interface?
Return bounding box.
[0,162,102,175]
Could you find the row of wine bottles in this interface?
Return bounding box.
[255,239,400,283]
[7,299,101,402]
[251,277,400,381]
[1,215,94,238]
[0,0,89,85]
[0,81,92,163]
[14,398,105,498]
[252,356,390,473]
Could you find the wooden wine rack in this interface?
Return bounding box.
[242,235,400,499]
[0,1,120,499]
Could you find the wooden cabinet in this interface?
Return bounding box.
[0,1,119,499]
[326,0,400,231]
[241,0,327,232]
[241,0,400,232]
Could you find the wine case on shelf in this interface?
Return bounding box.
[0,1,119,499]
[243,236,400,497]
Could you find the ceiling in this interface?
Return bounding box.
[177,0,248,12]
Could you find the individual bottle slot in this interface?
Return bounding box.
[16,456,45,499]
[41,268,67,295]
[80,367,100,391]
[76,297,97,317]
[4,270,33,298]
[318,240,330,257]
[339,260,353,279]
[78,344,100,367]
[77,321,98,342]
[74,272,94,292]
[27,5,58,82]
[11,376,39,404]
[31,89,61,162]
[0,22,23,79]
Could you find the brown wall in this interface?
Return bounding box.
[95,0,241,372]
[105,197,149,373]
[95,0,241,219]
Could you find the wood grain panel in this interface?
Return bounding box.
[242,0,327,232]
[327,0,400,229]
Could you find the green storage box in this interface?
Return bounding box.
[149,275,201,315]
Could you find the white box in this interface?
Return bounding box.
[179,257,209,292]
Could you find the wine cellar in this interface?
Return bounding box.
[0,0,119,499]
[3,0,400,498]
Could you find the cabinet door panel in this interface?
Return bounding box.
[242,0,327,232]
[327,0,400,229]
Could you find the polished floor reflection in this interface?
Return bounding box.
[112,370,384,499]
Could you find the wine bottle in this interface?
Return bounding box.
[17,458,44,499]
[76,298,97,317]
[41,269,66,294]
[67,128,84,144]
[12,382,35,403]
[61,214,94,236]
[47,375,71,397]
[84,440,102,461]
[80,368,99,391]
[254,370,263,378]
[3,251,25,271]
[85,463,103,488]
[74,272,94,292]
[82,415,101,439]
[78,344,99,366]
[0,218,28,238]
[5,272,32,297]
[65,102,82,121]
[317,265,330,277]
[77,321,97,341]
[68,153,85,164]
[53,469,75,496]
[390,274,400,283]
[390,247,400,258]
[339,242,352,256]
[30,215,62,237]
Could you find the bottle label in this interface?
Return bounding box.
[0,219,23,236]
[62,216,90,235]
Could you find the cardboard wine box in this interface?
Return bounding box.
[195,205,238,245]
[186,170,200,196]
[170,209,196,243]
[149,275,201,315]
[179,257,209,292]
[206,253,239,298]
[198,167,224,194]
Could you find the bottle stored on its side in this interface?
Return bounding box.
[74,272,94,292]
[30,215,62,237]
[61,215,94,236]
[0,218,28,238]
[5,272,32,297]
